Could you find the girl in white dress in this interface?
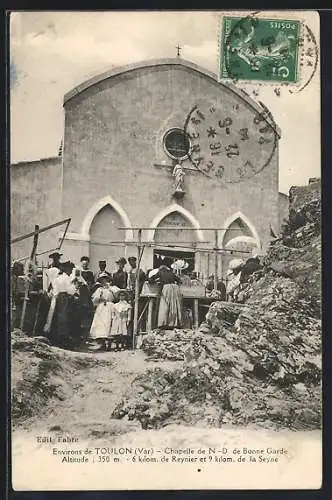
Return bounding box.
[89,274,116,350]
[110,290,132,350]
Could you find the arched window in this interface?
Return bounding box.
[147,203,204,242]
[221,212,260,250]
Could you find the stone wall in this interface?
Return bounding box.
[278,192,289,232]
[11,157,62,264]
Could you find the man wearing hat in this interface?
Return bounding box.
[126,256,147,346]
[39,251,64,334]
[95,260,112,283]
[43,252,63,292]
[49,251,62,267]
[127,256,146,295]
[112,257,128,290]
[70,256,95,340]
[79,256,95,289]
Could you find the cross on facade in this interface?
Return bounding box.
[176,44,182,57]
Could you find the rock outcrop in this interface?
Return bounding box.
[113,180,321,431]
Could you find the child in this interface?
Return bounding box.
[110,290,132,350]
[89,274,116,350]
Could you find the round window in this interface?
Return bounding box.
[163,128,190,160]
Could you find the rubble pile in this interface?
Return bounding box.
[113,180,321,431]
[141,329,196,360]
[11,329,98,425]
[113,333,320,430]
[198,302,247,335]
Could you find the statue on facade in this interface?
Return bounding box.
[172,161,185,194]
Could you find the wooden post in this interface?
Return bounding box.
[193,298,199,329]
[147,298,154,332]
[132,229,142,350]
[137,299,149,328]
[214,229,218,290]
[20,224,39,331]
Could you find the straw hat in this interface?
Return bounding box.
[228,258,244,271]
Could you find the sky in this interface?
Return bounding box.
[10,11,321,194]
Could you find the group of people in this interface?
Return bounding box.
[29,253,146,350]
[11,249,262,349]
[11,251,188,348]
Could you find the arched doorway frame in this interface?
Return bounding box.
[220,211,261,249]
[146,203,204,242]
[81,195,134,242]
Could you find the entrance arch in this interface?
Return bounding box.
[81,195,133,241]
[146,204,204,276]
[221,211,260,249]
[146,203,204,242]
[81,196,133,272]
[220,212,260,275]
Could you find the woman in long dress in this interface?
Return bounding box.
[46,261,77,348]
[149,265,183,329]
[110,290,132,350]
[89,274,116,350]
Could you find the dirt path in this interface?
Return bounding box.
[14,348,182,437]
[11,347,322,490]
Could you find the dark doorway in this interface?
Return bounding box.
[153,248,195,274]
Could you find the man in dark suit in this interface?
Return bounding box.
[112,257,128,289]
[95,260,112,283]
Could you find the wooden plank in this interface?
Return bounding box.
[12,218,71,244]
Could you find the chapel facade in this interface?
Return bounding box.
[11,58,289,277]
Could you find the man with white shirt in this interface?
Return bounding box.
[40,252,63,335]
[43,252,63,292]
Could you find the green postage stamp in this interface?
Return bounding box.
[220,16,301,83]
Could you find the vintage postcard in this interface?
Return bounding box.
[10,10,321,490]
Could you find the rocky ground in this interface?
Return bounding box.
[11,329,177,436]
[112,180,321,431]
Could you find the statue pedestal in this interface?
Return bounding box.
[173,189,185,200]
